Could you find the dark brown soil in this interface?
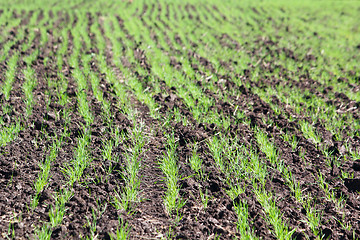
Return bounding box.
[1,3,360,240]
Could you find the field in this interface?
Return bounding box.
[0,0,360,239]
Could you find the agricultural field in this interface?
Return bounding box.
[0,0,360,239]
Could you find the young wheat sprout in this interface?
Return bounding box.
[160,133,185,215]
[114,121,146,212]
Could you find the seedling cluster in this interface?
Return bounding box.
[0,0,359,239]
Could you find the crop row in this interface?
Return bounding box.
[0,1,359,239]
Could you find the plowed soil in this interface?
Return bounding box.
[1,1,360,240]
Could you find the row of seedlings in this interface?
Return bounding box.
[139,5,332,238]
[116,5,280,238]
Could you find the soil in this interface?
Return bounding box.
[0,3,360,240]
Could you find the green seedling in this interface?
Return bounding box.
[110,219,130,240]
[207,135,225,172]
[62,132,92,186]
[85,200,107,240]
[234,200,257,240]
[254,185,296,240]
[299,121,321,146]
[102,139,115,175]
[3,53,19,100]
[199,187,210,209]
[160,133,185,215]
[0,120,22,147]
[188,143,203,178]
[303,196,322,236]
[255,129,278,165]
[35,223,52,240]
[114,122,145,212]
